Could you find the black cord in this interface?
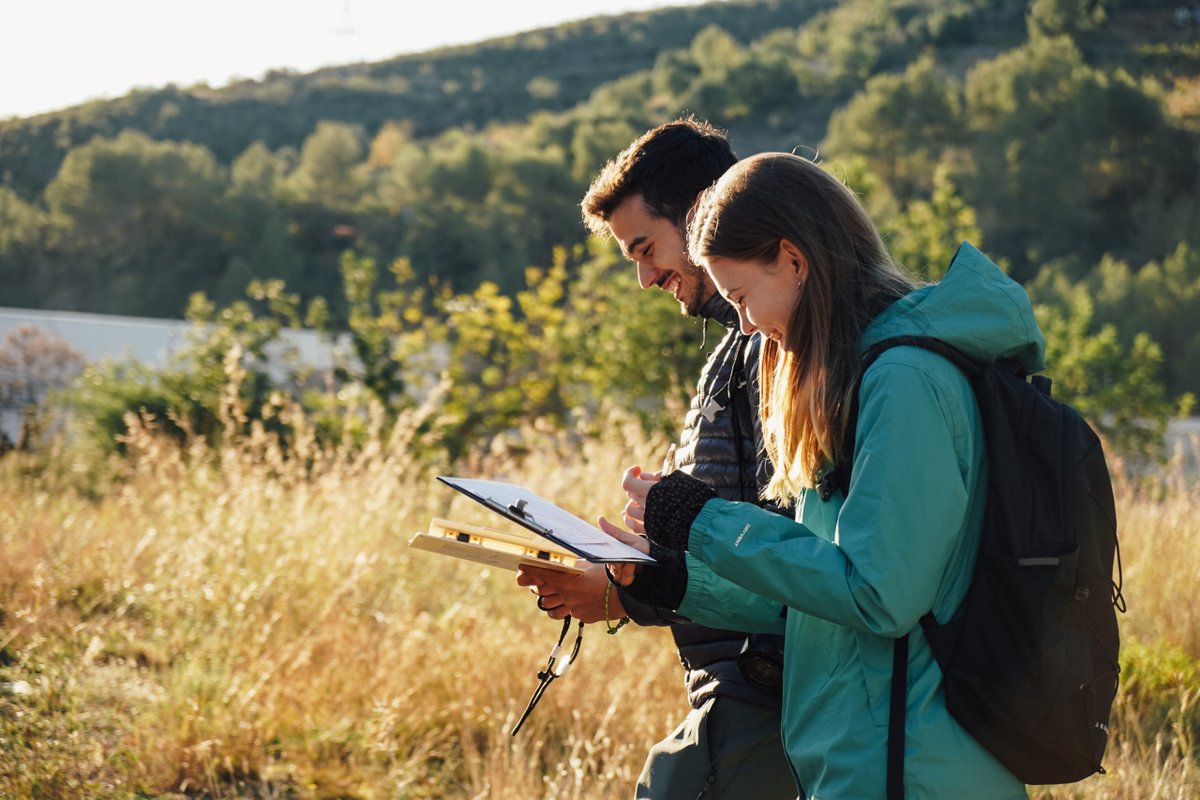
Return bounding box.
[511,616,583,735]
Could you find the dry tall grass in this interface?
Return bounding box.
[1,401,1197,799]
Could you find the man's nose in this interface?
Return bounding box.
[636,261,658,290]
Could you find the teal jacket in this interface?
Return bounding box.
[677,244,1035,799]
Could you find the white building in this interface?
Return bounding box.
[0,306,341,370]
[0,306,348,441]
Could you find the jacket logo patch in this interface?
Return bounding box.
[700,397,724,422]
[734,523,750,546]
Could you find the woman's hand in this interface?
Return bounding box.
[598,515,648,586]
[622,465,661,506]
[621,465,661,533]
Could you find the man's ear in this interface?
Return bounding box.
[779,238,809,282]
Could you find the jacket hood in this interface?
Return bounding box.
[863,242,1045,373]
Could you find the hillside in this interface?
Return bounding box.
[0,0,833,200]
[1,0,1199,400]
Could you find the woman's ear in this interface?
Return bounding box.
[779,238,809,282]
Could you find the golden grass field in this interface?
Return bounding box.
[1,401,1197,799]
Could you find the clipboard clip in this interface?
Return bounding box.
[484,495,554,538]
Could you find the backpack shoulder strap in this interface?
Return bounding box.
[864,335,980,378]
[827,336,980,500]
[862,338,978,799]
[887,633,910,800]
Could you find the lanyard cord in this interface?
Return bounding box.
[728,333,751,502]
[511,616,584,735]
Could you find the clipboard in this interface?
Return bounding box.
[409,518,584,574]
[437,475,656,565]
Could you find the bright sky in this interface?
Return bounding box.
[1,0,708,121]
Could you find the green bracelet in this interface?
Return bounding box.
[604,581,630,635]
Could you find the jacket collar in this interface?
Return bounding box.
[699,293,739,329]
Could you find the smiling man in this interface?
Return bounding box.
[517,118,798,800]
[607,192,712,315]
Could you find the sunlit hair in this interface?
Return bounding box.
[688,152,917,502]
[581,116,737,236]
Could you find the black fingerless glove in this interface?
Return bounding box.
[643,471,716,552]
[617,541,689,611]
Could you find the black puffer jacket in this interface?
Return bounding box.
[617,294,788,710]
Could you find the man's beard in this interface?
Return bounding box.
[677,264,709,318]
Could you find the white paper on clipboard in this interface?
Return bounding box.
[437,475,656,564]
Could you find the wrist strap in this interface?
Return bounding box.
[604,581,630,635]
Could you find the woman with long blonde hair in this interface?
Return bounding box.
[604,152,1034,799]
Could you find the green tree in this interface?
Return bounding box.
[42,130,235,315]
[487,142,582,266]
[880,166,985,280]
[661,26,803,122]
[282,122,367,210]
[365,123,419,215]
[568,119,641,184]
[793,0,976,91]
[824,52,963,199]
[558,239,707,434]
[1113,244,1200,399]
[1036,295,1180,461]
[653,48,703,99]
[386,130,507,289]
[409,262,571,457]
[221,142,305,303]
[1030,244,1200,399]
[961,37,1199,279]
[230,141,291,197]
[0,187,55,308]
[415,129,492,205]
[404,240,712,456]
[1027,0,1106,39]
[336,251,408,409]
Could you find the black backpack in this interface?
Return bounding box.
[827,335,1125,797]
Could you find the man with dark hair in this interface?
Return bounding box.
[518,118,797,799]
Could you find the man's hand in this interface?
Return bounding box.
[516,560,625,624]
[599,515,688,611]
[597,515,651,586]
